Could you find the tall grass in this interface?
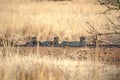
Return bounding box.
[0,0,119,80]
[0,0,116,41]
[0,1,119,42]
[0,47,120,80]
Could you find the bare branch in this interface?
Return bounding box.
[86,22,98,34]
[98,0,120,13]
[104,15,120,29]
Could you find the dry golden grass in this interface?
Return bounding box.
[0,47,120,80]
[0,0,119,42]
[0,0,120,80]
